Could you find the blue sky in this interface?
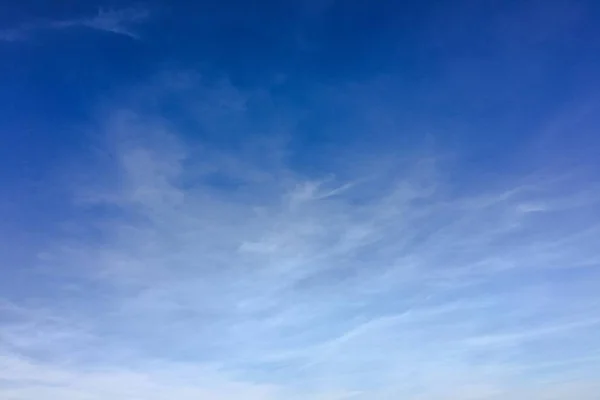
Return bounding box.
[1,1,600,399]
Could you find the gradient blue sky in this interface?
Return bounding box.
[1,1,600,399]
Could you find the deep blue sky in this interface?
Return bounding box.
[2,0,599,228]
[1,1,600,399]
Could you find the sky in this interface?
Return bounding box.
[1,0,600,399]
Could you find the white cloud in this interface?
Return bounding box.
[0,352,284,400]
[0,7,149,41]
[1,75,600,399]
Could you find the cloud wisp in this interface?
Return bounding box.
[0,7,150,41]
[1,76,600,399]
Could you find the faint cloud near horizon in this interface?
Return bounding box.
[0,7,150,41]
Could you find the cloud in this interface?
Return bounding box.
[1,74,600,399]
[0,7,150,41]
[0,352,284,400]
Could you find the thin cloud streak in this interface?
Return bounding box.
[0,8,150,41]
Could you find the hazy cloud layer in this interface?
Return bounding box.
[1,75,599,399]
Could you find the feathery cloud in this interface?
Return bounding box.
[0,7,150,41]
[1,74,600,399]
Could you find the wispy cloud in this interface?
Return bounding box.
[1,74,600,399]
[0,7,150,41]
